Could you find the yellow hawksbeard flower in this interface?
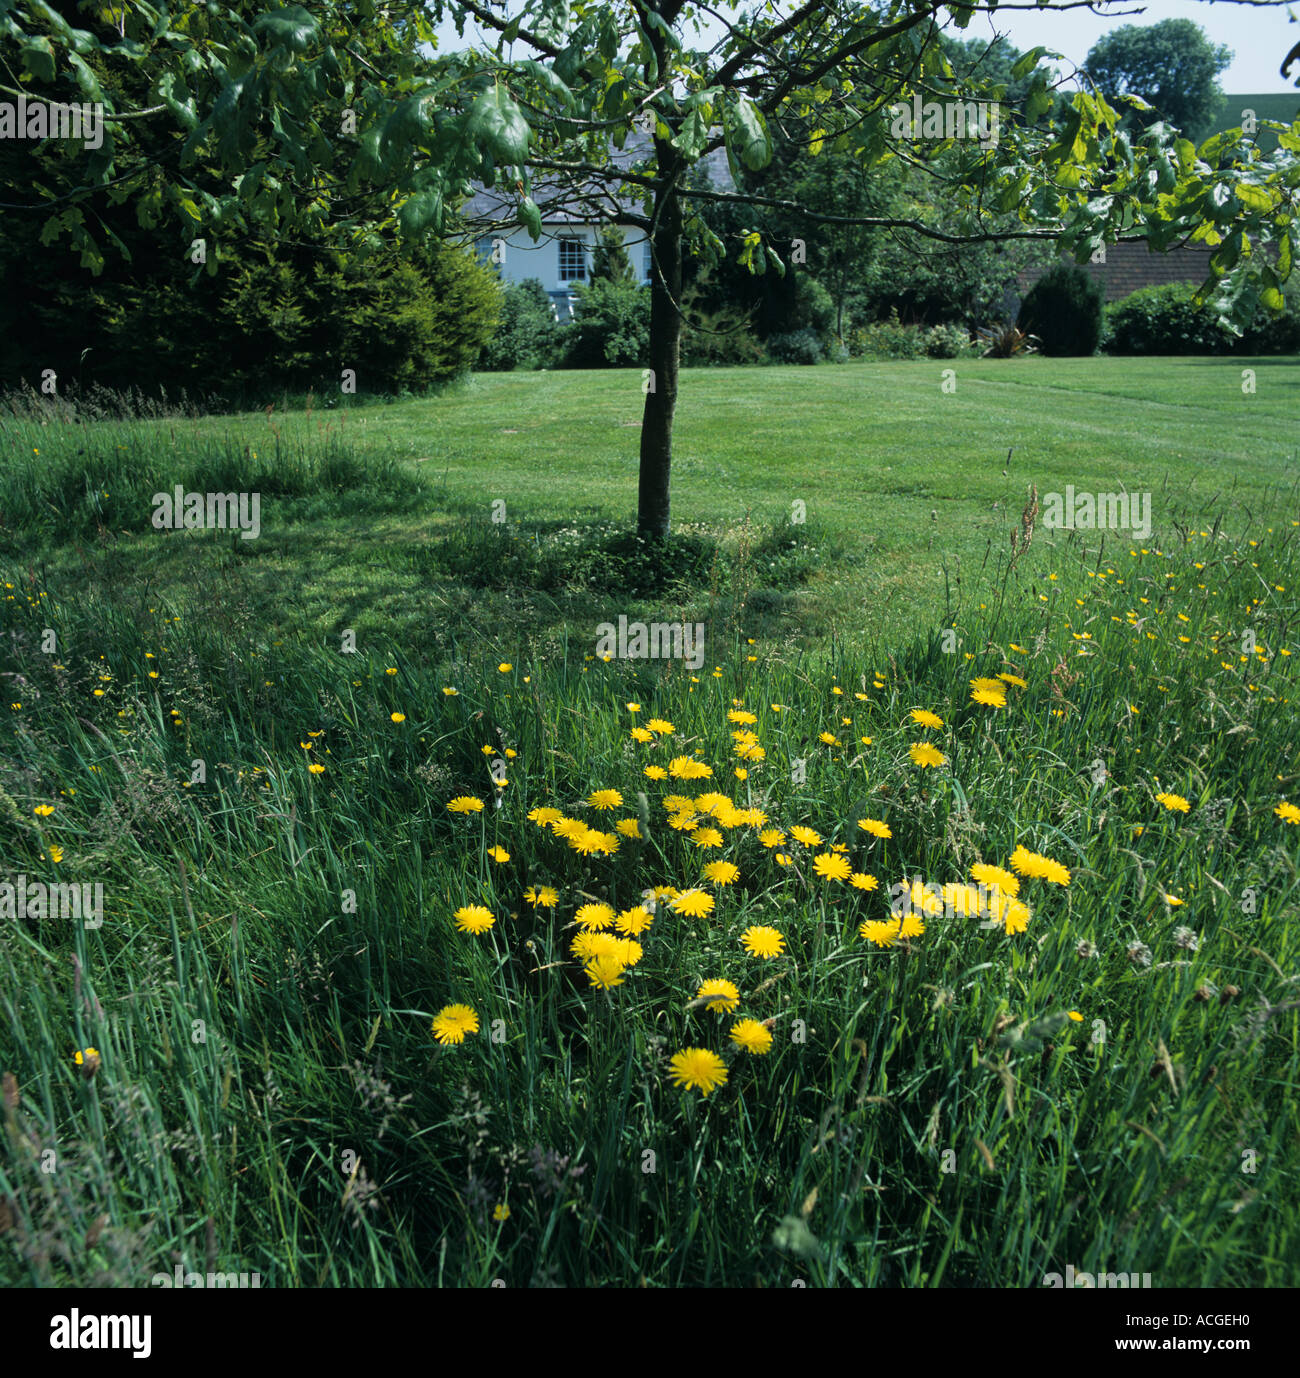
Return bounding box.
[669,1048,728,1096]
[453,905,495,935]
[741,925,785,959]
[671,888,715,918]
[432,1004,479,1045]
[813,852,851,881]
[1008,844,1070,886]
[909,742,946,768]
[697,978,740,1013]
[730,1019,773,1054]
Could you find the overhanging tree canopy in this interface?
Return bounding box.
[3,0,1298,536]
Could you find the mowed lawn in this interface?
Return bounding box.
[6,356,1296,656]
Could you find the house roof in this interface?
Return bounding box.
[461,130,735,229]
[1018,240,1216,304]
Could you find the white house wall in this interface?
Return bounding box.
[475,224,653,319]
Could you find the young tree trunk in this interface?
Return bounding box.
[638,154,683,542]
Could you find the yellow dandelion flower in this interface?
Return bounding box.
[942,882,984,917]
[646,718,675,735]
[1274,801,1300,825]
[860,918,901,948]
[970,862,1020,897]
[671,888,715,919]
[741,925,785,959]
[588,788,623,810]
[857,817,891,839]
[910,709,944,729]
[585,954,627,989]
[669,1048,728,1096]
[1008,845,1071,886]
[453,905,495,934]
[615,906,654,935]
[813,852,851,881]
[669,756,713,780]
[432,1004,479,1045]
[1155,792,1191,813]
[789,824,822,847]
[703,860,740,886]
[897,910,925,939]
[575,902,616,931]
[486,845,510,864]
[730,1019,773,1054]
[909,742,946,768]
[697,978,740,1013]
[448,796,485,814]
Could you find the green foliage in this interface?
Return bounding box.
[679,284,765,367]
[1103,280,1300,356]
[924,323,973,358]
[589,227,637,286]
[859,232,1050,330]
[1083,18,1232,142]
[0,210,501,404]
[1018,265,1105,356]
[978,323,1041,357]
[1104,283,1234,355]
[765,329,824,364]
[559,279,649,368]
[849,310,927,360]
[477,279,560,372]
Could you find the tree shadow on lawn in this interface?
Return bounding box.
[17,501,854,664]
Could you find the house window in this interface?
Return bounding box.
[643,239,653,283]
[475,235,501,272]
[558,237,587,283]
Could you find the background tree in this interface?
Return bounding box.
[589,225,637,285]
[3,0,1295,539]
[1083,19,1233,143]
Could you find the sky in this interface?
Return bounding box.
[431,1,1300,94]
